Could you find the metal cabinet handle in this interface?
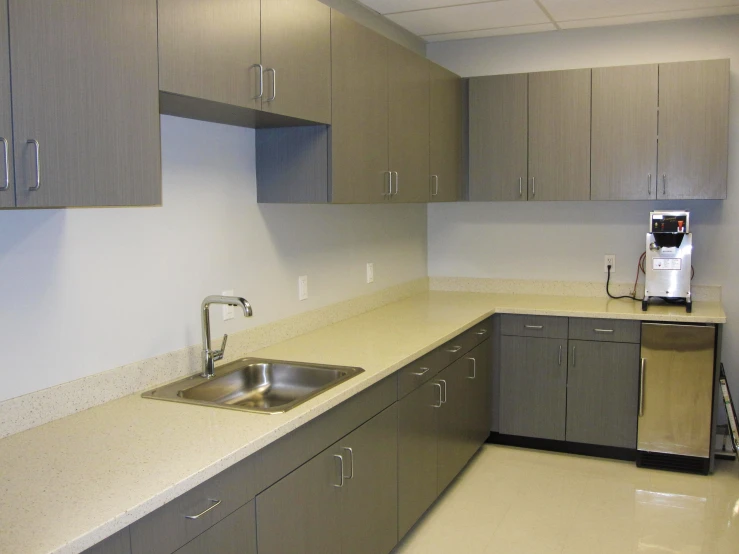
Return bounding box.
[185,499,221,520]
[333,454,345,488]
[594,329,614,333]
[474,329,488,336]
[432,383,442,408]
[393,171,399,196]
[558,345,562,366]
[648,173,652,196]
[342,447,354,479]
[431,175,439,197]
[27,139,40,191]
[525,325,543,330]
[531,177,535,197]
[639,358,646,417]
[0,137,8,191]
[445,345,462,353]
[251,64,264,100]
[265,68,276,102]
[662,173,667,196]
[572,346,576,367]
[411,366,431,376]
[467,357,476,379]
[439,379,447,404]
[383,171,392,197]
[518,177,523,197]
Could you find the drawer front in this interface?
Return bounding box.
[568,318,641,343]
[130,456,257,554]
[439,320,492,365]
[174,500,256,554]
[500,315,568,339]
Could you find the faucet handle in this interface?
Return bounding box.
[213,334,228,361]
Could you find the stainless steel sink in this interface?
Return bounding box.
[142,358,364,414]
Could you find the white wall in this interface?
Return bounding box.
[427,16,739,384]
[0,116,428,403]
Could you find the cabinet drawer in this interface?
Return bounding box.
[439,320,492,364]
[174,500,256,554]
[568,318,640,344]
[500,315,568,339]
[130,456,257,554]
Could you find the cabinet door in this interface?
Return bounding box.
[469,74,528,202]
[398,381,439,540]
[388,42,430,203]
[566,341,640,449]
[256,448,342,554]
[158,0,261,110]
[261,0,331,124]
[0,0,13,208]
[82,529,131,554]
[528,69,591,201]
[591,64,658,200]
[658,60,729,200]
[464,340,492,453]
[175,501,256,554]
[10,0,161,208]
[437,358,472,494]
[330,12,388,204]
[429,63,463,203]
[499,336,567,440]
[340,405,398,554]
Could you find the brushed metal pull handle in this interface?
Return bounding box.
[594,329,614,334]
[558,345,562,366]
[251,63,264,100]
[467,357,476,379]
[27,139,40,191]
[531,177,535,197]
[411,366,430,377]
[519,177,523,197]
[432,382,443,408]
[525,325,544,330]
[662,173,666,196]
[445,345,462,353]
[383,171,391,197]
[648,173,652,196]
[639,358,646,417]
[185,499,221,520]
[265,68,276,102]
[572,346,576,367]
[333,454,345,488]
[474,329,488,336]
[342,447,354,479]
[393,171,399,196]
[431,175,439,197]
[0,137,8,191]
[439,379,447,404]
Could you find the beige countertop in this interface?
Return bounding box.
[0,291,725,554]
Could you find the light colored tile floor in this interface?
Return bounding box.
[393,445,739,554]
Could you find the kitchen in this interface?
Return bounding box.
[0,0,737,553]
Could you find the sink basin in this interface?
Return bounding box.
[142,358,364,414]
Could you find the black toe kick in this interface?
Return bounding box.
[487,433,637,462]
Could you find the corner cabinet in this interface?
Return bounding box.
[9,0,161,208]
[429,62,464,203]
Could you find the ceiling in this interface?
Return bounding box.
[356,0,739,42]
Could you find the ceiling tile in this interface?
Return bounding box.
[387,0,551,36]
[423,22,557,41]
[357,0,485,15]
[558,6,739,28]
[541,0,739,22]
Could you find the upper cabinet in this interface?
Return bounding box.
[430,63,464,203]
[591,64,659,200]
[0,0,13,209]
[528,69,592,201]
[658,60,729,200]
[9,0,161,208]
[158,0,262,110]
[468,73,528,202]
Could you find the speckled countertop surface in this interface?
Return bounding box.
[0,291,726,554]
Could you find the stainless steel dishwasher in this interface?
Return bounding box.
[637,323,717,474]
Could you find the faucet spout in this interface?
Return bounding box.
[201,295,253,379]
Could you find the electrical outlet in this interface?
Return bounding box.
[604,255,616,273]
[298,276,308,301]
[366,262,374,284]
[222,290,234,320]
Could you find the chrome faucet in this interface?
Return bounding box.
[201,295,253,378]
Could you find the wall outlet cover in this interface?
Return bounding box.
[222,290,235,320]
[299,276,308,301]
[367,263,374,284]
[604,255,616,273]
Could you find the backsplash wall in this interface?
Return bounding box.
[427,16,738,388]
[0,115,428,403]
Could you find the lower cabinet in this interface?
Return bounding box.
[256,404,398,554]
[174,502,256,554]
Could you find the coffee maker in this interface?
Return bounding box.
[643,210,692,313]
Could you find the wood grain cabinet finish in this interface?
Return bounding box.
[591,64,659,200]
[0,0,13,208]
[658,59,729,200]
[330,11,389,204]
[158,0,261,110]
[499,336,568,440]
[388,41,430,203]
[528,69,591,201]
[468,73,528,202]
[566,340,640,449]
[465,341,492,455]
[9,0,161,208]
[261,0,331,124]
[429,62,463,203]
[174,501,256,554]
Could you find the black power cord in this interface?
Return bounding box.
[606,265,642,302]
